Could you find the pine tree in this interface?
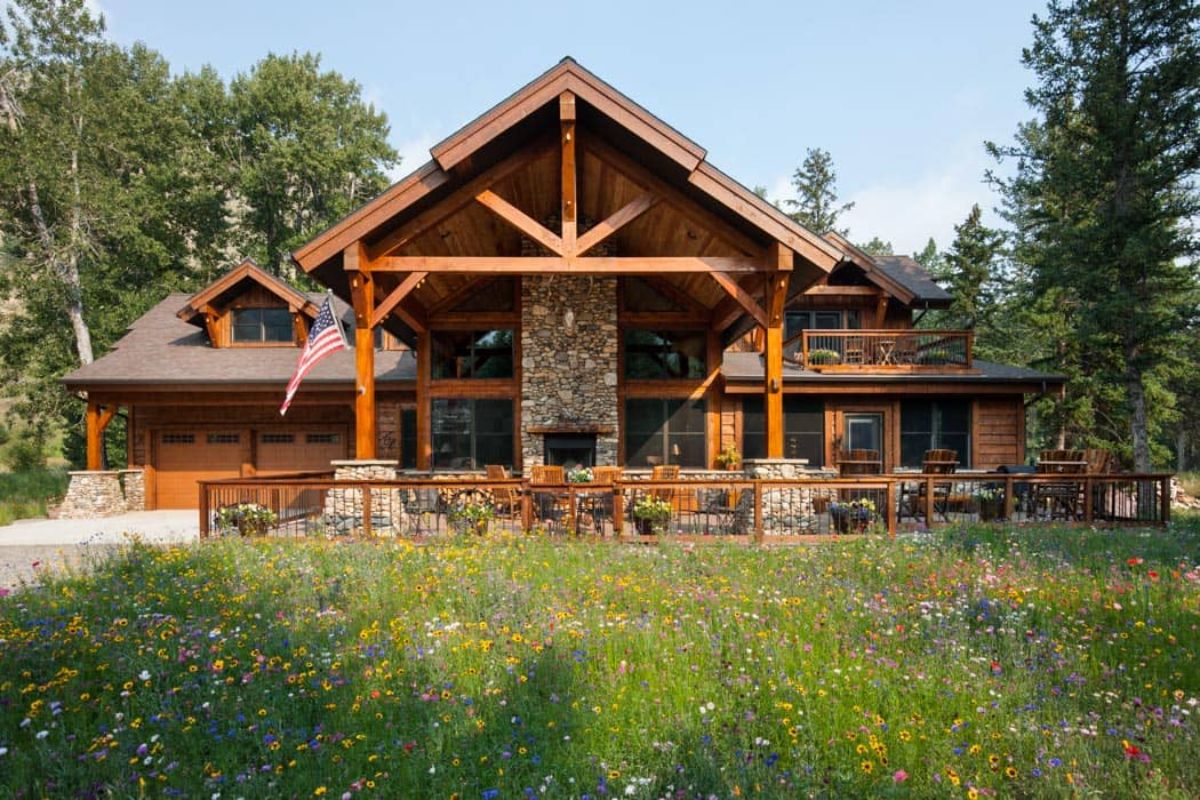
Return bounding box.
[989,0,1200,469]
[785,148,854,235]
[943,205,1003,329]
[856,236,893,256]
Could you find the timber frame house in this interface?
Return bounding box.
[64,58,1064,509]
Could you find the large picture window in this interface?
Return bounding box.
[232,308,293,343]
[624,398,706,467]
[432,330,514,379]
[431,399,513,469]
[900,399,971,467]
[623,330,706,380]
[742,397,825,466]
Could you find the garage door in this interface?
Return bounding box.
[155,431,243,509]
[256,430,347,475]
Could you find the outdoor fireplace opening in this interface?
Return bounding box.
[544,433,597,469]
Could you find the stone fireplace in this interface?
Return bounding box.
[543,432,597,468]
[521,275,619,468]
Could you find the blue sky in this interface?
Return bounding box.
[95,0,1047,254]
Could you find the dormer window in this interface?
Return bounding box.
[232,308,293,344]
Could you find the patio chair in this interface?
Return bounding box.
[529,464,566,526]
[899,449,958,524]
[485,464,519,521]
[1035,449,1086,520]
[583,466,623,535]
[838,449,881,477]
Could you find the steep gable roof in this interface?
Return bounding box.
[292,57,845,274]
[177,259,319,326]
[822,233,951,307]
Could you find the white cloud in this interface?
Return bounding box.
[764,142,1000,256]
[840,145,997,255]
[387,132,439,182]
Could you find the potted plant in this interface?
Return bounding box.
[448,499,495,536]
[973,486,1005,522]
[806,348,841,367]
[715,442,741,471]
[631,494,673,535]
[566,466,594,484]
[828,498,876,534]
[215,502,277,537]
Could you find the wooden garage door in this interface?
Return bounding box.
[256,430,347,475]
[155,431,243,509]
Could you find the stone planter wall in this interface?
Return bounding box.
[324,460,407,535]
[520,275,618,467]
[741,458,838,535]
[120,470,146,512]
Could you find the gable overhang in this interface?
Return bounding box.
[177,258,320,327]
[821,232,917,306]
[291,58,845,280]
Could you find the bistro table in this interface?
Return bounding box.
[877,338,897,365]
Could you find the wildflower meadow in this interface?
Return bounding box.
[1,521,1199,798]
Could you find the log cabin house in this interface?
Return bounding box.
[62,58,1064,511]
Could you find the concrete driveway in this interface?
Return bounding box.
[0,511,199,591]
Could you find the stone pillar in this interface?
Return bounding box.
[520,275,619,467]
[324,459,405,536]
[58,471,126,519]
[742,458,821,535]
[120,469,146,512]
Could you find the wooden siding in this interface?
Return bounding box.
[972,397,1025,468]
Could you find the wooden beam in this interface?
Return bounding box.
[371,256,762,274]
[428,276,499,315]
[371,271,428,328]
[712,274,766,332]
[582,137,765,257]
[475,190,564,255]
[709,272,767,328]
[875,295,889,328]
[349,266,376,460]
[765,243,792,459]
[367,137,556,260]
[639,274,712,316]
[801,284,882,297]
[560,91,577,254]
[416,333,431,470]
[574,192,658,255]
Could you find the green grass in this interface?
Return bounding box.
[2,521,1199,798]
[0,468,68,526]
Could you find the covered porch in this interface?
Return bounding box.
[292,59,844,472]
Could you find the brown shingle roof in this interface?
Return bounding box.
[62,294,415,389]
[870,255,952,305]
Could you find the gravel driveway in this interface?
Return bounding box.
[0,511,198,591]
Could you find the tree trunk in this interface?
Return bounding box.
[25,179,95,365]
[1177,429,1188,474]
[1126,361,1151,472]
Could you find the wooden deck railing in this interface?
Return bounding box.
[788,329,975,371]
[197,472,1172,541]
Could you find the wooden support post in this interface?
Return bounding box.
[198,481,210,538]
[348,252,376,460]
[753,481,764,542]
[86,399,118,471]
[1161,476,1171,526]
[560,91,577,254]
[416,333,431,470]
[361,483,373,538]
[521,485,533,532]
[885,480,897,538]
[1004,476,1015,520]
[924,477,935,527]
[612,484,624,537]
[1083,476,1093,523]
[764,244,791,458]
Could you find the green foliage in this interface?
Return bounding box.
[988,0,1200,469]
[3,428,47,472]
[215,503,278,537]
[855,236,893,256]
[447,499,495,535]
[0,467,67,524]
[943,204,1004,330]
[784,147,854,235]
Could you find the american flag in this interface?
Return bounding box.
[280,294,347,415]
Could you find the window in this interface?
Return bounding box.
[261,433,295,444]
[784,310,859,340]
[232,308,294,343]
[432,330,514,379]
[431,398,513,469]
[206,433,240,445]
[161,433,194,445]
[624,398,706,467]
[623,330,706,380]
[900,400,971,467]
[306,433,340,445]
[742,397,825,466]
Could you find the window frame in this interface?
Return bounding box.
[230,307,295,346]
[900,399,972,468]
[431,397,514,470]
[430,329,515,380]
[741,396,826,466]
[623,397,707,468]
[622,328,707,380]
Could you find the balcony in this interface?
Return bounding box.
[786,329,976,372]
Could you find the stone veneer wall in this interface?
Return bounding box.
[121,470,146,512]
[324,460,406,535]
[58,471,126,519]
[520,276,619,467]
[742,458,839,535]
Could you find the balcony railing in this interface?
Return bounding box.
[787,329,975,371]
